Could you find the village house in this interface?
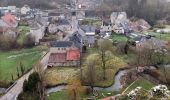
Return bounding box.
[0,6,17,15]
[48,12,62,22]
[110,12,131,34]
[48,41,80,67]
[21,5,31,15]
[80,25,96,47]
[48,14,72,33]
[27,17,47,44]
[56,17,72,32]
[69,31,83,50]
[129,19,151,32]
[53,29,68,40]
[0,13,18,37]
[100,19,113,32]
[136,37,166,52]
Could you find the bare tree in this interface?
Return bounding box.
[66,78,85,100]
[34,63,46,100]
[86,55,97,89]
[0,35,16,50]
[97,39,112,80]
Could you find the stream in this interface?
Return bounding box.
[46,70,128,94]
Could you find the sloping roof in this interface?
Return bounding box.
[57,18,70,25]
[1,13,17,27]
[69,31,82,49]
[48,53,66,63]
[103,19,112,26]
[137,37,165,50]
[50,41,73,47]
[29,20,40,29]
[66,48,80,61]
[81,25,96,32]
[49,12,61,16]
[0,19,10,27]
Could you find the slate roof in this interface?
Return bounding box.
[69,31,82,49]
[103,19,112,26]
[57,18,70,25]
[80,25,96,33]
[49,12,61,16]
[50,41,73,47]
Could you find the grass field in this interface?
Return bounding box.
[112,34,128,42]
[123,77,155,94]
[17,25,30,45]
[0,46,46,87]
[44,67,80,86]
[47,90,119,100]
[47,91,67,100]
[145,31,170,41]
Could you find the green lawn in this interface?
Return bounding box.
[80,19,102,26]
[112,34,128,42]
[0,46,45,87]
[145,31,170,41]
[17,25,30,45]
[47,91,67,100]
[47,90,119,100]
[123,78,155,94]
[44,67,80,87]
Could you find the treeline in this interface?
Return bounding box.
[0,34,35,50]
[94,0,170,25]
[0,0,71,9]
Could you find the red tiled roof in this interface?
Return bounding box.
[66,48,80,61]
[101,96,116,100]
[1,13,16,27]
[48,53,66,63]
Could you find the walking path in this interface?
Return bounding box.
[7,51,39,59]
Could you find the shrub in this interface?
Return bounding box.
[0,35,16,50]
[23,72,40,92]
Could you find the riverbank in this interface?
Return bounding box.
[46,67,132,94]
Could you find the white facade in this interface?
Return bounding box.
[21,5,31,15]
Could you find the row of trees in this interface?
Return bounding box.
[94,0,170,25]
[0,34,35,50]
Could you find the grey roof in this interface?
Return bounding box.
[103,19,112,26]
[80,25,96,33]
[49,12,61,16]
[57,18,70,25]
[0,19,10,27]
[69,31,82,49]
[120,21,129,29]
[29,20,39,29]
[50,41,73,47]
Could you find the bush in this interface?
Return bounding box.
[0,35,16,50]
[24,34,35,47]
[23,72,40,92]
[116,42,129,54]
[18,92,38,100]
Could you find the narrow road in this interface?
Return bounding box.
[0,52,50,100]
